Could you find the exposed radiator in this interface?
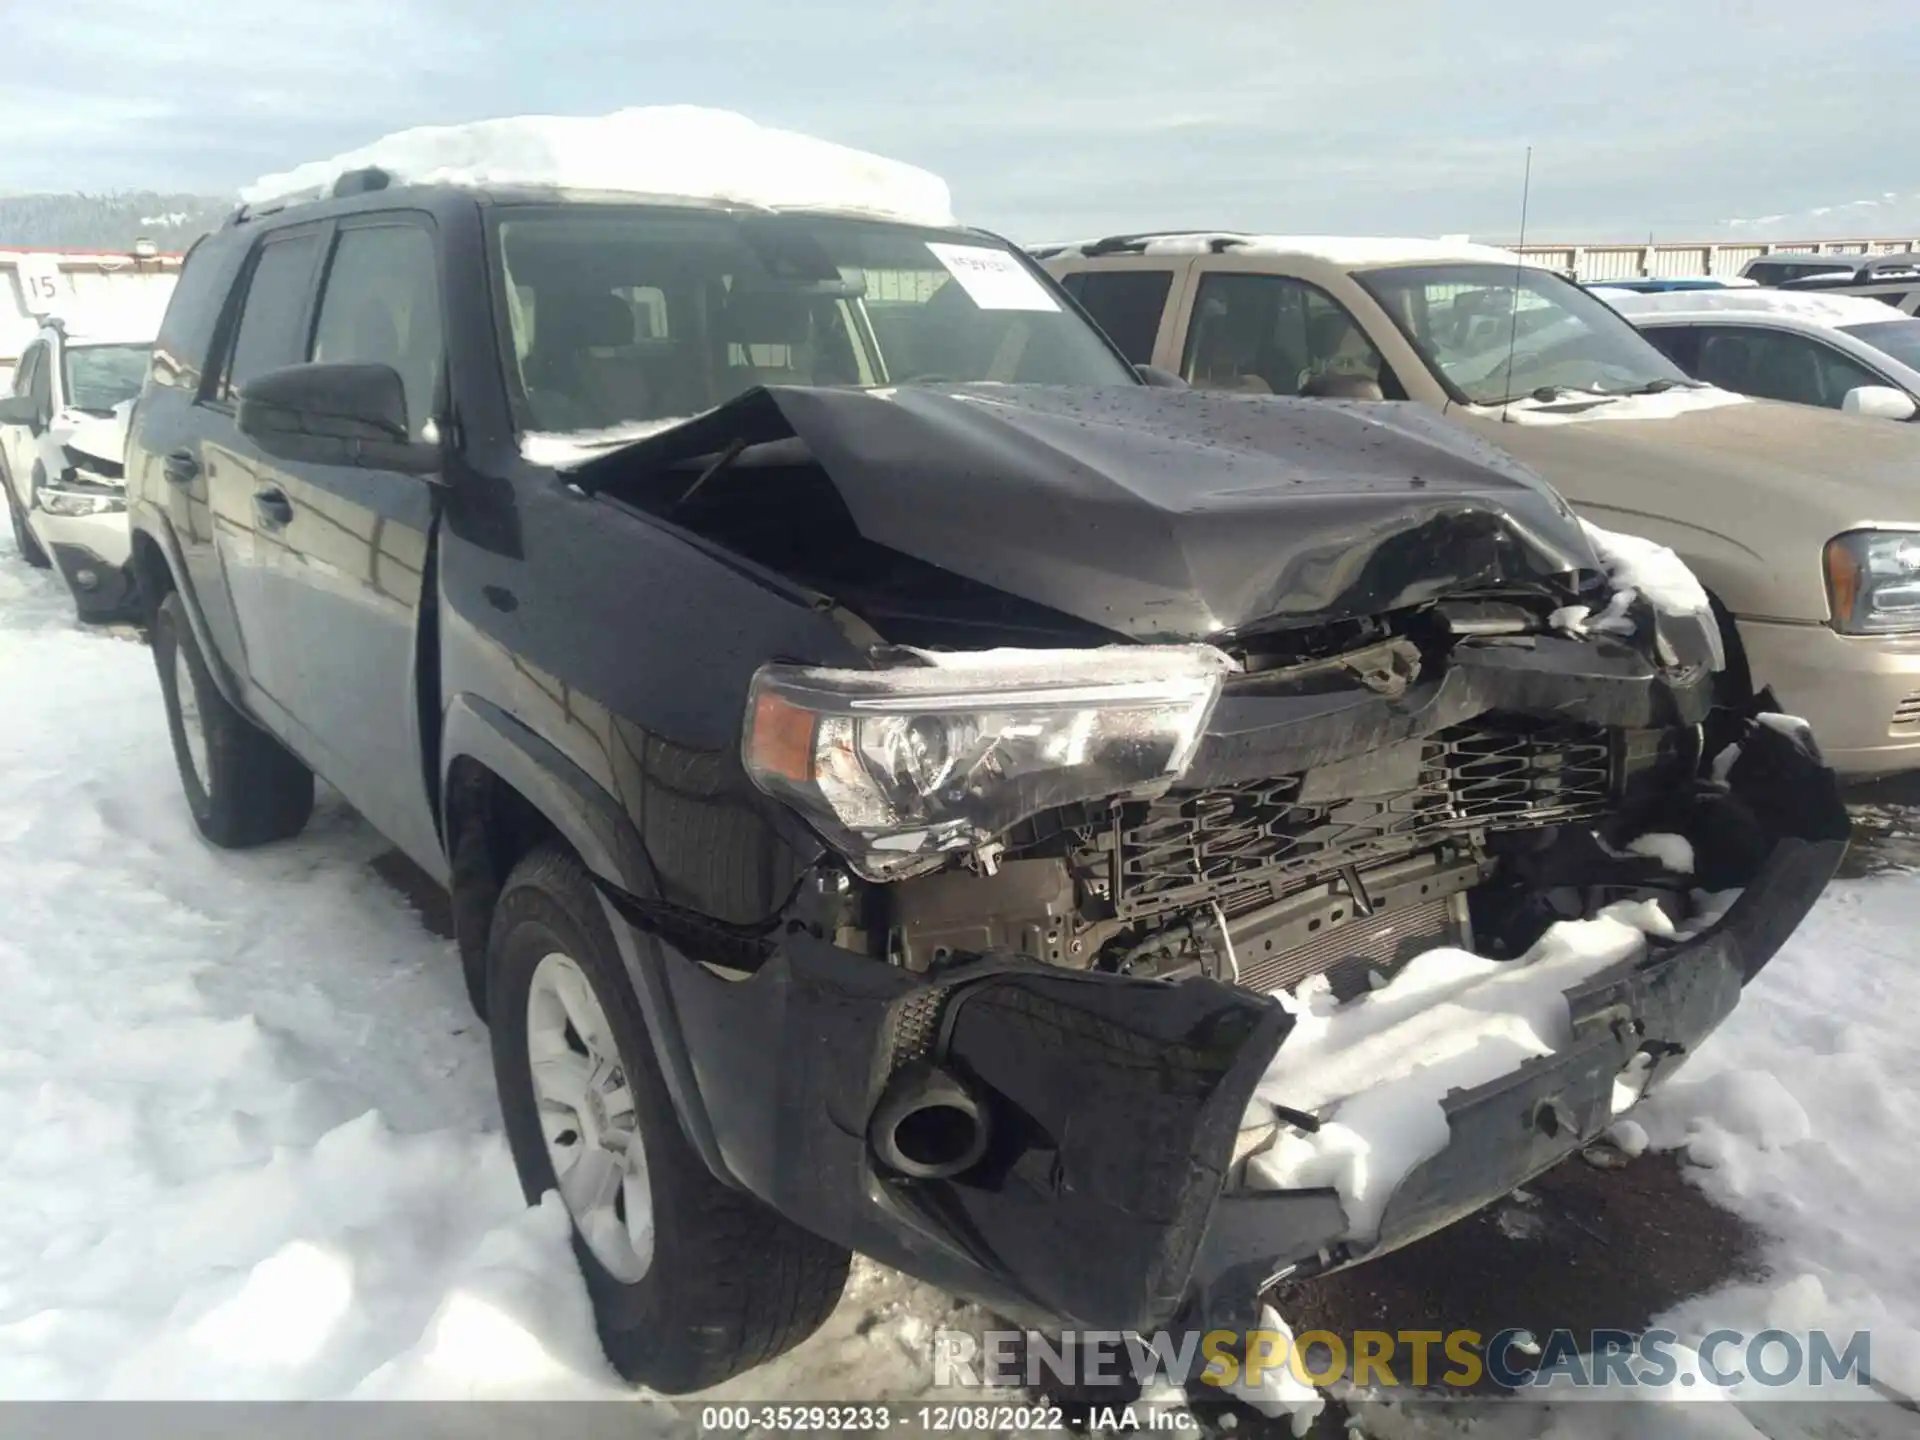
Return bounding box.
[1233,893,1465,999]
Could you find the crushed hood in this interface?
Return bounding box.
[571,384,1601,641]
[50,400,133,479]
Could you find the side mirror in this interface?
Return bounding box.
[1842,385,1919,422]
[1135,364,1188,389]
[0,394,36,427]
[237,362,443,476]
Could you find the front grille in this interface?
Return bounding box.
[1893,692,1920,733]
[1109,718,1613,919]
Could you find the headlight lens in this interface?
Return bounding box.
[35,487,126,518]
[743,645,1232,880]
[1824,530,1920,634]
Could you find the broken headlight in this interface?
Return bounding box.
[742,646,1232,880]
[1824,529,1920,634]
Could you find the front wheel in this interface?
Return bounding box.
[152,591,314,847]
[5,474,50,568]
[488,845,850,1391]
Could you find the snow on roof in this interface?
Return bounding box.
[1597,286,1910,329]
[44,296,171,347]
[240,107,958,229]
[1043,232,1542,269]
[60,320,163,347]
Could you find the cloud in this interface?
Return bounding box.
[4,0,1917,243]
[1716,192,1920,240]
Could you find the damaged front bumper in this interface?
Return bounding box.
[602,699,1847,1336]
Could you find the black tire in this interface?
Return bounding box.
[488,845,850,1392]
[152,591,314,847]
[5,471,50,569]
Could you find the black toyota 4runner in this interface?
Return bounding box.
[124,174,1847,1391]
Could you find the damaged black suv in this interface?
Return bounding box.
[123,172,1848,1391]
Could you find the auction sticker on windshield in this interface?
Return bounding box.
[926,242,1060,311]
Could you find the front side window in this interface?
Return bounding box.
[1841,317,1920,373]
[25,343,52,415]
[1181,273,1394,397]
[491,209,1133,435]
[1690,326,1885,409]
[219,232,322,403]
[1356,262,1688,405]
[310,224,444,441]
[62,344,151,415]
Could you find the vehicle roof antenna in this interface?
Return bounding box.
[1499,145,1534,422]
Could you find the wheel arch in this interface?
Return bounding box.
[439,694,735,1184]
[127,518,253,716]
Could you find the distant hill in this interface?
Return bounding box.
[0,193,229,252]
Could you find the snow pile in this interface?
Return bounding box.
[1632,878,1920,1401]
[521,416,692,468]
[242,107,956,228]
[1501,387,1750,425]
[1603,286,1908,330]
[0,553,1006,1404]
[1579,520,1712,622]
[0,568,610,1398]
[1626,832,1696,874]
[1210,1303,1325,1437]
[1241,899,1678,1239]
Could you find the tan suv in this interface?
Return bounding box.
[1037,232,1920,777]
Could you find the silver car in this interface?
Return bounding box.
[1600,286,1920,422]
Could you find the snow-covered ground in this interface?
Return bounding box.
[2,542,1917,1434]
[0,551,980,1404]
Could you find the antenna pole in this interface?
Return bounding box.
[1499,146,1534,417]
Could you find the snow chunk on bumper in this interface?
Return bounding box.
[1557,519,1724,669]
[1242,898,1678,1241]
[241,106,956,228]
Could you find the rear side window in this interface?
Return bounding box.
[1067,270,1173,365]
[218,232,323,403]
[152,236,245,393]
[310,223,445,440]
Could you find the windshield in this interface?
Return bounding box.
[1355,263,1690,405]
[491,208,1134,435]
[62,343,150,415]
[1840,318,1920,374]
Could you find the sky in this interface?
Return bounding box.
[5,0,1918,245]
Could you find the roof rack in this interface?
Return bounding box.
[1062,230,1252,257]
[224,165,400,230]
[1776,253,1920,288]
[331,166,394,198]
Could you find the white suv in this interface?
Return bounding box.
[0,318,153,619]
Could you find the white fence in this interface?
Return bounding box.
[1505,237,1920,282]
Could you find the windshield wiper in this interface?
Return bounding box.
[1495,383,1612,405]
[1620,378,1700,395]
